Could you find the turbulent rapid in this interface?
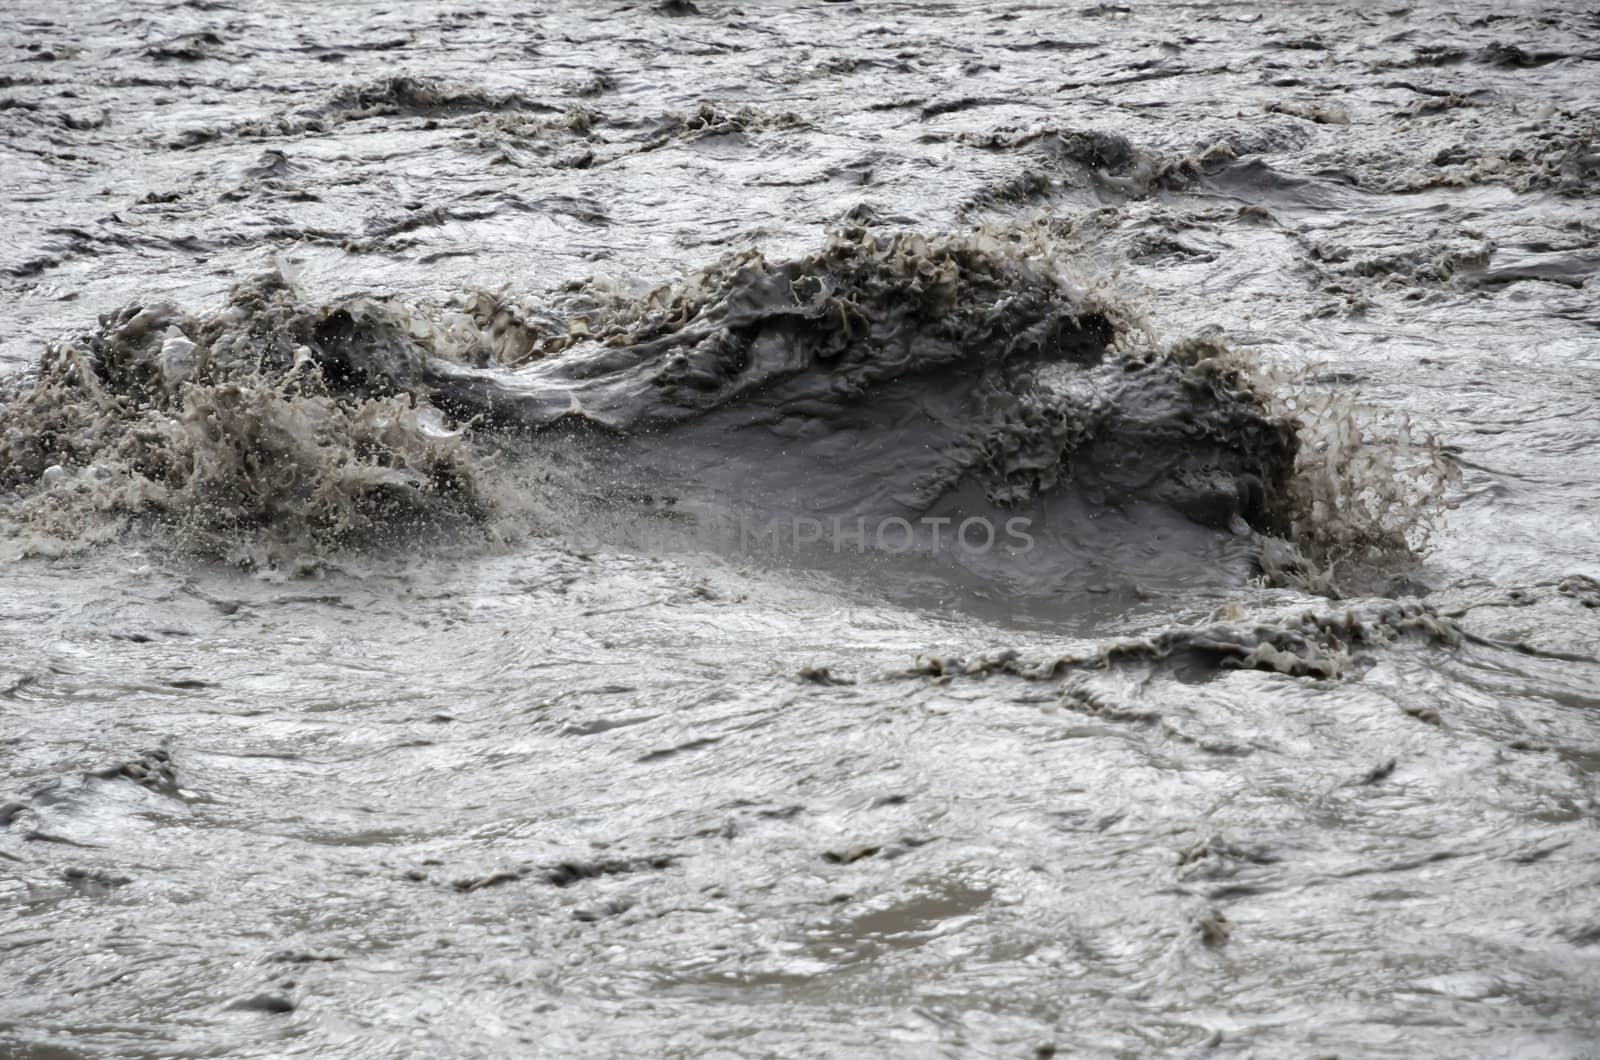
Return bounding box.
[2,226,1321,597]
[2,1,1598,1057]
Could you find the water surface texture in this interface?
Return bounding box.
[3,1,1599,1057]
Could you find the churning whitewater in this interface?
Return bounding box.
[2,1,1598,1057]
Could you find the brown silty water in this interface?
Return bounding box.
[2,2,1598,1056]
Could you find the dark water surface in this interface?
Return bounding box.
[2,1,1599,1056]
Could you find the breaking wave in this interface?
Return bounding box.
[0,227,1451,591]
[0,275,495,570]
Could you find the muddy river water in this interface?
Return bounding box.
[2,1,1599,1056]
